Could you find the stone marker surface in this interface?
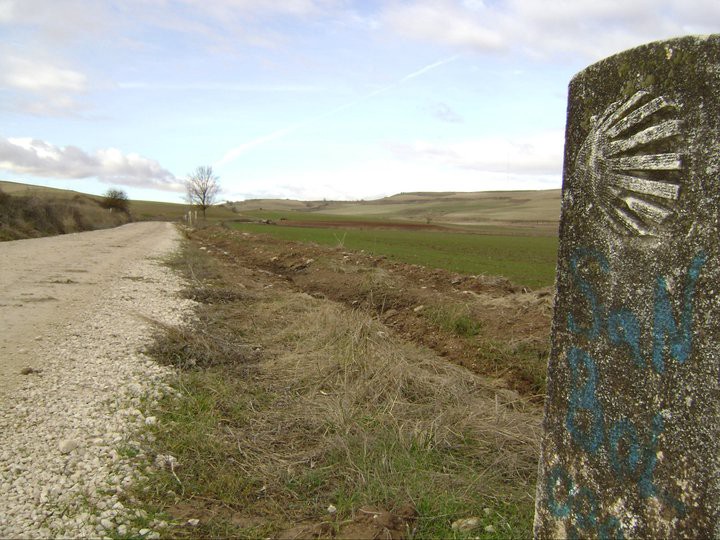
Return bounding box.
[534,35,720,538]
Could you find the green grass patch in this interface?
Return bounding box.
[425,306,483,338]
[322,427,534,538]
[232,223,557,289]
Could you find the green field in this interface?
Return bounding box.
[231,223,558,288]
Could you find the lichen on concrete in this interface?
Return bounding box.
[534,34,720,539]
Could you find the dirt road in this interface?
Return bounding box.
[0,221,193,538]
[0,222,179,395]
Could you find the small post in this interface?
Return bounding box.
[535,35,720,538]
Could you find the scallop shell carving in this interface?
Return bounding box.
[574,90,684,237]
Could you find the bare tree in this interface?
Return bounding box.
[185,166,220,219]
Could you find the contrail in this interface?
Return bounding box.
[214,55,461,167]
[399,55,460,83]
[315,55,461,120]
[215,125,300,167]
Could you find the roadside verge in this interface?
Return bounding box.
[137,234,542,538]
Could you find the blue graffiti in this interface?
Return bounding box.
[567,249,706,374]
[608,419,640,478]
[598,516,624,540]
[546,464,625,539]
[547,248,704,534]
[567,248,609,339]
[564,346,677,504]
[573,486,599,530]
[607,308,643,368]
[547,466,572,518]
[652,253,707,373]
[566,347,604,453]
[562,345,686,521]
[638,414,686,516]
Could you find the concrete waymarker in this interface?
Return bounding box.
[534,35,720,538]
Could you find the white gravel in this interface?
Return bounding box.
[0,225,194,538]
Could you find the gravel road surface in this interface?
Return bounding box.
[0,222,191,538]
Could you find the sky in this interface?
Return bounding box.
[1,1,719,203]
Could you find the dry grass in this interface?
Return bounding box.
[0,188,129,240]
[239,295,541,494]
[138,242,542,538]
[145,315,255,371]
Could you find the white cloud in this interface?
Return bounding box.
[0,0,15,22]
[0,53,89,115]
[223,157,560,201]
[386,131,565,176]
[173,0,334,18]
[2,56,86,93]
[0,136,183,191]
[383,2,504,51]
[117,82,322,92]
[0,0,348,117]
[381,0,720,60]
[0,0,111,41]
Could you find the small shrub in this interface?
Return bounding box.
[100,188,130,214]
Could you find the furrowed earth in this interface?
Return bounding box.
[191,225,553,398]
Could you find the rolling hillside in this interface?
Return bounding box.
[1,180,561,238]
[230,189,561,235]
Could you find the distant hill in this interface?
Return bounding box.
[230,189,561,229]
[1,180,561,237]
[0,180,237,222]
[0,180,101,201]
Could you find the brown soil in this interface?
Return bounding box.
[189,226,553,398]
[278,505,417,539]
[169,499,417,539]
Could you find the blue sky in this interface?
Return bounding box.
[1,1,718,203]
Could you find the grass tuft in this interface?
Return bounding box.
[426,305,482,338]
